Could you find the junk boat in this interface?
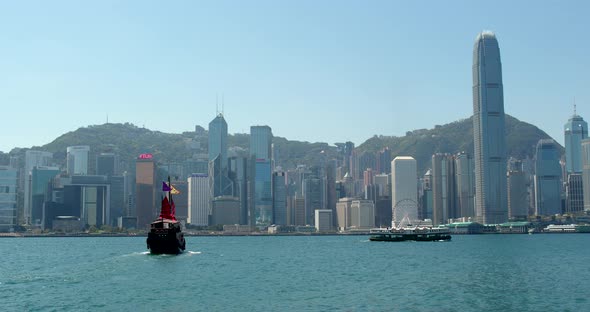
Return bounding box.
[146,181,186,254]
[369,214,451,242]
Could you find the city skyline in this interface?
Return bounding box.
[1,1,589,153]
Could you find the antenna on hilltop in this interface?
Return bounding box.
[106,114,109,124]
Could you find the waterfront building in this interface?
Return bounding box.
[272,171,287,225]
[135,155,157,229]
[432,153,455,225]
[335,197,354,231]
[67,146,90,176]
[472,31,508,224]
[564,109,587,213]
[250,126,273,227]
[211,196,240,225]
[30,166,60,226]
[455,152,475,219]
[0,166,17,232]
[304,176,323,225]
[534,140,562,216]
[228,156,249,225]
[96,153,119,176]
[391,156,418,226]
[564,108,587,173]
[187,173,210,226]
[375,197,392,228]
[59,175,112,228]
[565,173,584,214]
[421,170,433,220]
[108,175,125,225]
[507,169,528,220]
[314,209,333,232]
[293,196,306,226]
[582,139,590,212]
[350,199,374,229]
[24,150,53,224]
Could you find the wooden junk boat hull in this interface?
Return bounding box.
[147,219,186,254]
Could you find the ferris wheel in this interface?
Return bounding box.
[392,199,418,229]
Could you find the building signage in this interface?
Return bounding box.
[138,153,153,159]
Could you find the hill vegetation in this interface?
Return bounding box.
[3,115,560,175]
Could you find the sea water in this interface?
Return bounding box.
[1,234,589,311]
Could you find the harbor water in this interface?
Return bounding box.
[1,234,589,311]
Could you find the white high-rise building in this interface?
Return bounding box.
[188,174,210,226]
[67,146,90,175]
[472,31,508,224]
[391,157,417,226]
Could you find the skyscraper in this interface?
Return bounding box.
[187,173,210,226]
[67,146,90,176]
[135,155,157,229]
[272,171,287,225]
[472,31,508,224]
[250,126,273,227]
[391,157,417,226]
[564,107,587,173]
[0,166,17,232]
[582,139,590,212]
[564,108,587,213]
[534,140,562,216]
[24,150,53,224]
[96,153,119,176]
[431,153,455,225]
[454,152,475,219]
[208,114,228,169]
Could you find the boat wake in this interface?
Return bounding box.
[187,251,201,255]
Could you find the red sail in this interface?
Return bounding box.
[170,198,177,221]
[159,197,174,219]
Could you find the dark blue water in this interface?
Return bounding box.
[1,234,589,311]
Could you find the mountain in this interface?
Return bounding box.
[357,114,561,173]
[5,115,560,175]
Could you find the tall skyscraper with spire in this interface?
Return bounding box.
[208,113,228,169]
[472,31,508,224]
[564,104,588,173]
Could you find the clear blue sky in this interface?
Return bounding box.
[1,0,588,153]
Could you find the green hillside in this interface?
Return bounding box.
[3,115,560,175]
[357,115,561,173]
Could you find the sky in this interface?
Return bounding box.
[1,0,588,153]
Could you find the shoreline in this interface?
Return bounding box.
[1,231,588,238]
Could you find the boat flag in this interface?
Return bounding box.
[162,182,171,192]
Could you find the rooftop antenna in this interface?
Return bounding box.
[574,97,577,115]
[222,93,225,116]
[216,94,219,115]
